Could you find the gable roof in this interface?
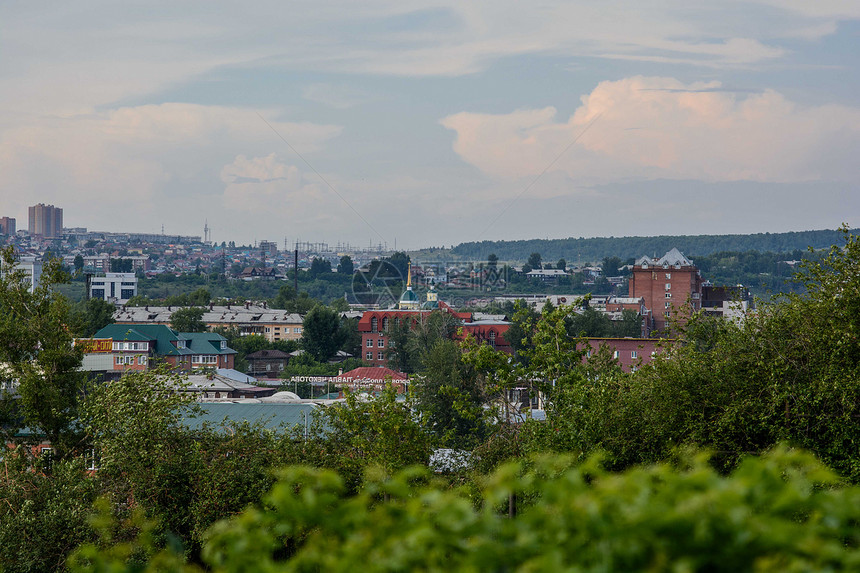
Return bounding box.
[635,248,695,268]
[93,323,190,355]
[183,332,237,355]
[340,366,408,381]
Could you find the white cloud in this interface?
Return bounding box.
[0,103,341,231]
[441,76,860,185]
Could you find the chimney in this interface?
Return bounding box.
[245,302,250,309]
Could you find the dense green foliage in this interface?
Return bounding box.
[4,229,860,570]
[70,447,860,572]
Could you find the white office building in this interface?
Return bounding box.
[89,272,137,304]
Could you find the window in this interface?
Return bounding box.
[613,350,619,359]
[265,327,270,333]
[664,311,671,317]
[378,339,385,348]
[113,341,146,351]
[377,351,384,360]
[389,340,395,348]
[115,356,134,365]
[137,355,147,365]
[293,327,302,334]
[366,339,373,347]
[220,341,226,349]
[382,317,389,331]
[488,330,496,349]
[176,340,187,349]
[193,355,218,364]
[631,351,638,359]
[371,317,378,332]
[366,351,373,360]
[665,273,671,279]
[665,293,672,299]
[665,302,672,308]
[665,283,671,290]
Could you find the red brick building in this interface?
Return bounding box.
[580,337,668,372]
[628,248,703,334]
[357,300,512,366]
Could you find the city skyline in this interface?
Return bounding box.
[2,2,859,248]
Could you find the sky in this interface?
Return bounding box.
[1,1,859,249]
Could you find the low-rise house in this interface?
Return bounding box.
[79,324,236,375]
[246,349,290,379]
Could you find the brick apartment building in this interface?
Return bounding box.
[628,248,703,334]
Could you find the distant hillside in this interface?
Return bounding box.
[449,229,855,264]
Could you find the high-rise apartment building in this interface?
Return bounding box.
[0,217,15,235]
[28,204,63,237]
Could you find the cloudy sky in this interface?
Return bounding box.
[1,1,859,248]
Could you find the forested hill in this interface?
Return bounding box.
[449,228,855,263]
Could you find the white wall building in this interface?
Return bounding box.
[0,256,42,292]
[89,272,137,303]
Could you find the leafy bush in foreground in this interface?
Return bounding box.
[71,446,860,572]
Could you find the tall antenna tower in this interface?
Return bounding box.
[204,219,210,244]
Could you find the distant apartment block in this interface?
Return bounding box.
[113,304,304,343]
[0,217,15,235]
[28,203,63,238]
[259,240,279,255]
[89,272,138,304]
[0,256,42,292]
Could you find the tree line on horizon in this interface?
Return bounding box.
[448,228,854,263]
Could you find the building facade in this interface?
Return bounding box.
[113,304,304,342]
[89,272,138,304]
[28,203,63,237]
[80,324,236,374]
[0,256,42,292]
[0,217,15,236]
[358,288,512,367]
[629,248,703,334]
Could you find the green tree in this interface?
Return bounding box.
[0,247,87,459]
[72,298,116,337]
[73,254,84,274]
[487,253,499,268]
[271,283,296,309]
[301,305,347,361]
[337,255,354,275]
[188,287,211,306]
[601,255,623,277]
[170,307,206,333]
[309,257,332,278]
[556,258,566,271]
[413,339,487,448]
[527,252,542,271]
